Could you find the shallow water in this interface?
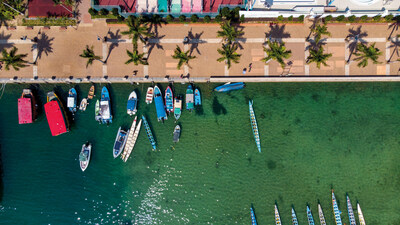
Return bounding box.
[0,82,399,224]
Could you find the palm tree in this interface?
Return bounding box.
[121,16,153,51]
[125,49,148,66]
[217,20,244,44]
[0,47,28,71]
[217,43,241,69]
[353,43,382,68]
[306,46,332,69]
[172,45,196,70]
[313,24,331,39]
[79,45,103,68]
[261,40,292,69]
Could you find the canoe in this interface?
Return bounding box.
[186,84,194,111]
[214,82,245,92]
[113,127,129,158]
[250,205,258,225]
[165,86,174,113]
[275,204,281,225]
[307,205,315,225]
[173,125,181,143]
[174,96,182,120]
[142,115,156,150]
[95,100,101,122]
[67,88,77,114]
[79,98,88,111]
[154,86,167,121]
[194,88,201,106]
[146,87,154,104]
[121,116,142,162]
[79,142,91,172]
[127,91,137,116]
[357,203,366,225]
[249,100,261,153]
[100,86,112,124]
[332,190,343,225]
[347,195,357,225]
[88,85,95,99]
[318,204,327,225]
[292,207,299,225]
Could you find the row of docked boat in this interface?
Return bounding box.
[251,191,366,225]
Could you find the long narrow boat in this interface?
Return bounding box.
[347,195,357,225]
[250,205,258,225]
[18,89,37,124]
[67,88,77,115]
[292,207,299,225]
[88,85,95,100]
[146,86,154,104]
[332,190,343,225]
[113,127,129,158]
[214,82,245,92]
[186,84,194,111]
[100,86,112,124]
[142,115,156,150]
[44,92,69,136]
[249,100,261,153]
[194,88,201,106]
[127,91,137,116]
[154,85,167,121]
[121,117,143,162]
[95,100,101,122]
[174,96,182,120]
[357,203,366,225]
[307,205,315,225]
[165,86,174,113]
[318,204,327,225]
[275,204,281,225]
[79,142,91,172]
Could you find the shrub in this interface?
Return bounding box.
[240,14,245,23]
[100,8,109,16]
[277,15,284,22]
[298,15,304,22]
[347,15,356,22]
[360,15,368,21]
[373,15,381,21]
[179,15,186,22]
[215,15,222,22]
[166,15,174,22]
[112,8,119,16]
[288,15,293,21]
[324,15,332,22]
[385,14,394,22]
[88,8,98,16]
[221,7,231,18]
[117,15,124,22]
[204,15,211,23]
[191,14,199,23]
[336,15,345,22]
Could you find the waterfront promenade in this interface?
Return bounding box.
[0,19,399,83]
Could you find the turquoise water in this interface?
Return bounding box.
[0,82,399,224]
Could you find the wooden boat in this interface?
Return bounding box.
[18,89,37,124]
[357,203,366,225]
[154,86,168,121]
[121,117,143,162]
[347,195,356,225]
[194,88,201,106]
[100,86,112,124]
[88,85,95,100]
[127,91,137,116]
[142,115,156,150]
[165,86,174,113]
[249,100,261,153]
[173,125,181,143]
[113,127,129,158]
[214,82,245,92]
[318,204,327,225]
[44,92,69,136]
[307,205,315,225]
[67,88,77,114]
[79,98,88,111]
[95,100,101,122]
[250,205,258,225]
[332,190,343,225]
[186,84,194,111]
[274,204,281,225]
[174,96,182,120]
[146,86,154,104]
[292,207,299,225]
[79,142,91,172]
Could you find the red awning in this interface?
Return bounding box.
[44,101,68,136]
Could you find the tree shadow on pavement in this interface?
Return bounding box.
[346,26,368,62]
[104,29,121,63]
[388,16,400,41]
[147,35,165,58]
[388,36,400,63]
[265,24,291,39]
[187,28,204,55]
[0,31,12,51]
[32,32,54,64]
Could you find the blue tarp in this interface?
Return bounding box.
[155,96,167,120]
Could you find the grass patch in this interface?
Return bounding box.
[22,18,77,26]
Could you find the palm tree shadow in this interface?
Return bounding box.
[146,14,167,37]
[306,37,328,51]
[188,28,204,55]
[105,29,121,63]
[346,26,368,62]
[265,24,291,39]
[235,24,245,50]
[388,18,400,41]
[388,36,400,62]
[306,18,321,40]
[32,32,54,63]
[0,31,12,51]
[147,35,165,58]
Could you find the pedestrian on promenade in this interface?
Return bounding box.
[249,63,252,72]
[97,35,101,41]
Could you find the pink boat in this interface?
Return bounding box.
[18,89,37,124]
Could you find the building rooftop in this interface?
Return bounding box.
[28,0,73,17]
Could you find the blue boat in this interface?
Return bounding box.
[100,86,112,124]
[250,205,257,225]
[249,100,261,153]
[307,205,315,225]
[194,88,201,106]
[113,127,129,158]
[154,86,167,121]
[292,207,299,225]
[214,82,245,92]
[332,190,343,225]
[142,115,156,150]
[127,91,137,116]
[165,86,174,113]
[67,88,77,114]
[186,84,194,111]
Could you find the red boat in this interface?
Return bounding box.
[18,89,37,124]
[44,92,69,136]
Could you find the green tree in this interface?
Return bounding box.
[217,43,241,69]
[121,16,153,51]
[172,45,196,69]
[306,46,332,69]
[125,49,148,66]
[0,47,28,71]
[353,43,382,68]
[217,20,244,44]
[79,45,103,68]
[311,24,331,40]
[261,40,292,69]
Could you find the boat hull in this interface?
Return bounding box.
[79,143,91,171]
[79,98,88,111]
[186,84,194,110]
[113,127,129,158]
[154,86,167,121]
[249,100,261,153]
[68,88,77,114]
[45,92,69,136]
[18,89,37,124]
[100,86,112,124]
[215,82,245,92]
[173,125,181,143]
[142,116,156,150]
[88,85,95,99]
[174,97,182,120]
[127,91,137,116]
[194,88,201,106]
[165,86,174,113]
[122,117,142,162]
[146,87,154,104]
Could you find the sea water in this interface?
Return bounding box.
[0,82,399,224]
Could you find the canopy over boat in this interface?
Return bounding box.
[44,93,68,136]
[18,98,33,124]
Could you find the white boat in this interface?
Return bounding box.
[318,204,326,225]
[275,204,282,225]
[357,203,366,225]
[121,117,143,162]
[146,87,154,104]
[173,125,181,143]
[127,91,137,115]
[347,195,357,225]
[79,142,91,172]
[79,98,88,111]
[113,127,129,158]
